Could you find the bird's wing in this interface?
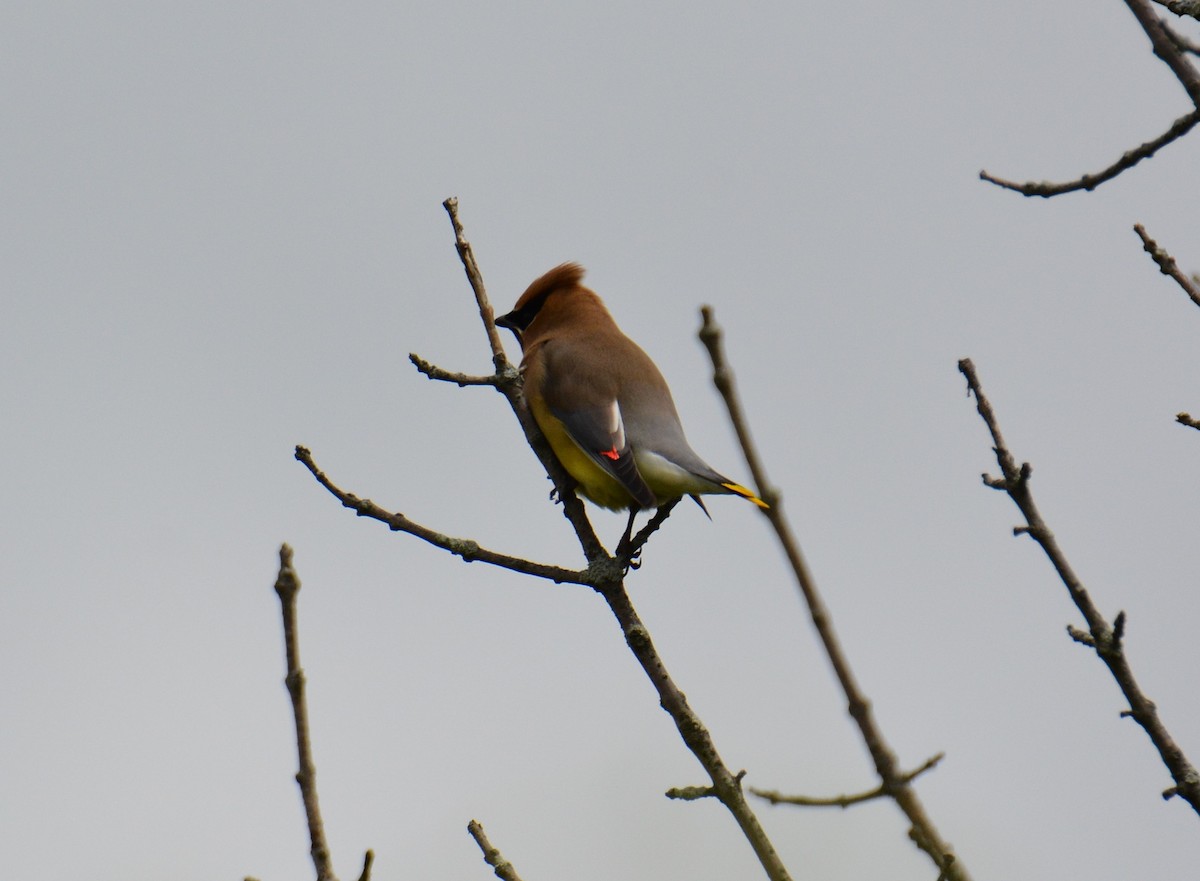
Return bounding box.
[538,341,658,508]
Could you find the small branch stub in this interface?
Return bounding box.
[467,821,525,881]
[1134,223,1200,309]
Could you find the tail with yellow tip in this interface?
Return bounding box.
[721,482,769,509]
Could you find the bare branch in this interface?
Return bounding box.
[409,353,501,386]
[979,109,1200,197]
[273,544,342,881]
[1177,412,1200,430]
[980,2,1200,197]
[294,446,589,586]
[1133,223,1200,309]
[443,197,511,375]
[697,307,778,510]
[467,821,525,881]
[750,753,945,809]
[596,582,794,881]
[699,308,967,881]
[959,358,1200,815]
[354,851,374,881]
[1125,0,1200,106]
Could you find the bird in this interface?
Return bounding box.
[495,263,767,536]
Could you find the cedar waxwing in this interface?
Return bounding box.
[496,263,767,514]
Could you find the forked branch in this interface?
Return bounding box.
[750,753,945,809]
[958,359,1200,814]
[981,0,1200,197]
[699,308,968,881]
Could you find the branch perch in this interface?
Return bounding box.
[294,445,588,585]
[297,199,796,881]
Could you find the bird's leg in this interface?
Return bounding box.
[616,507,640,566]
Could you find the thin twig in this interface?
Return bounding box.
[467,821,525,881]
[1177,412,1200,430]
[699,309,967,881]
[273,544,340,881]
[750,753,946,809]
[409,353,501,386]
[959,358,1200,814]
[1133,223,1200,309]
[294,446,590,586]
[979,109,1200,197]
[444,197,511,375]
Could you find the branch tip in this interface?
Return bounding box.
[979,109,1200,197]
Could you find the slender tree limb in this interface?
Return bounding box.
[354,851,374,881]
[467,821,525,881]
[595,580,794,881]
[1125,0,1200,106]
[1133,223,1200,309]
[409,353,501,387]
[444,196,511,375]
[981,2,1200,197]
[750,753,946,809]
[979,109,1200,197]
[1176,412,1200,430]
[699,308,967,881]
[273,544,342,881]
[294,446,589,586]
[959,358,1200,814]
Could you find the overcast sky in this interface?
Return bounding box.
[4,2,1200,880]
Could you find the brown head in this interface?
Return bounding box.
[495,263,617,351]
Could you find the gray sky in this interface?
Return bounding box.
[4,2,1200,879]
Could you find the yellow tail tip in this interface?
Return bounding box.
[723,482,769,509]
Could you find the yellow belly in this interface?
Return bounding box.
[529,396,635,509]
